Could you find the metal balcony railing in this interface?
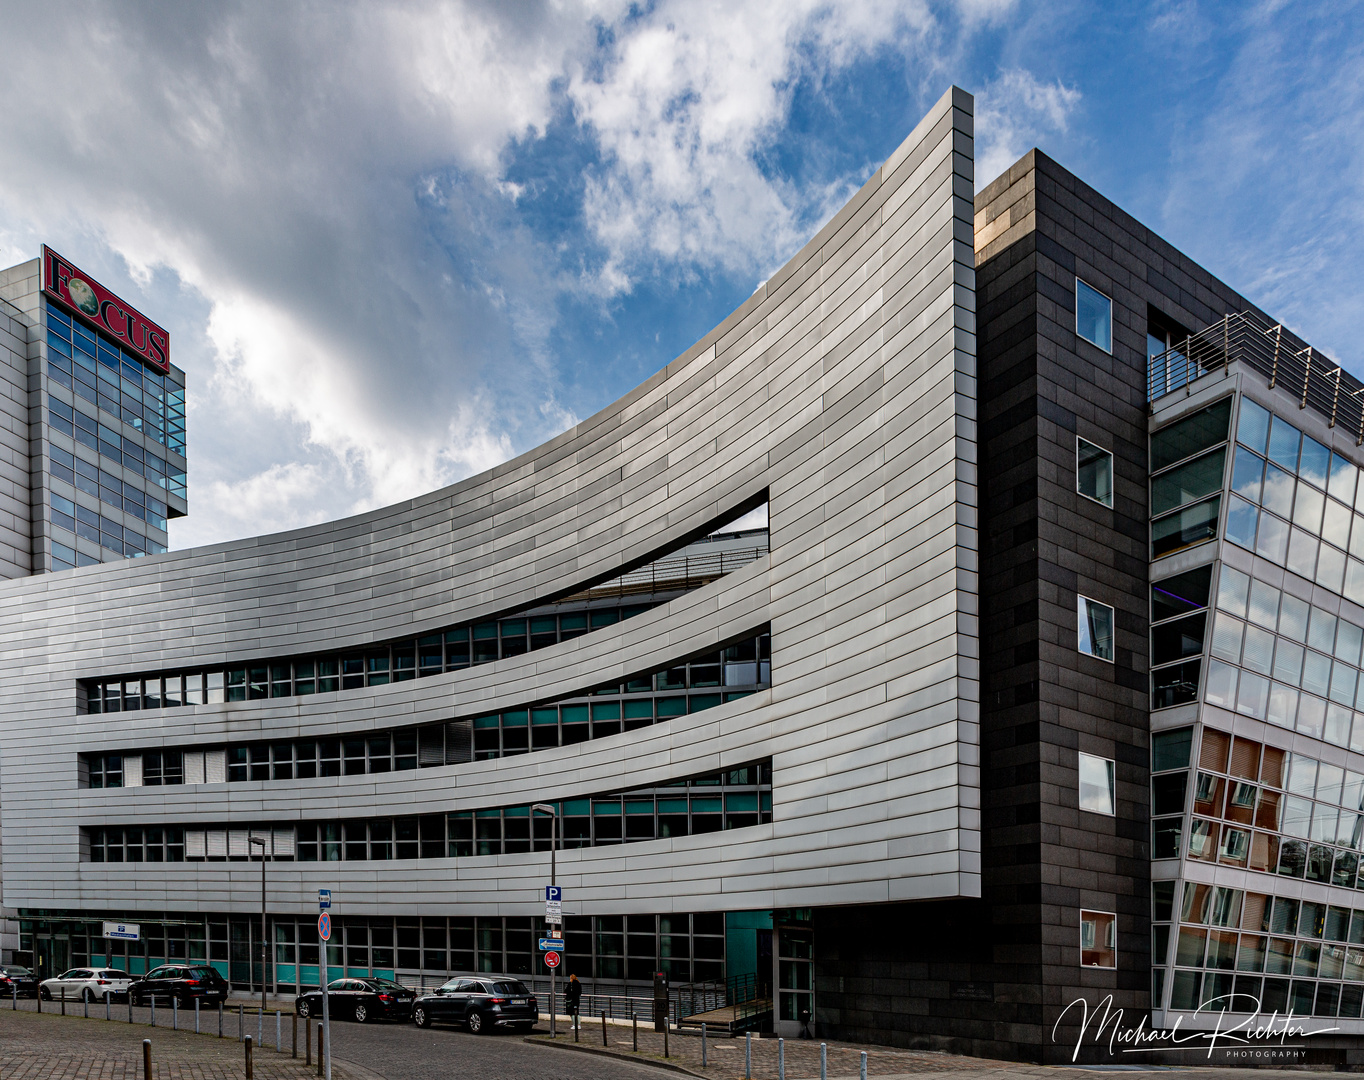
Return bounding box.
[1149,311,1364,443]
[561,543,769,602]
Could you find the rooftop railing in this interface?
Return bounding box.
[1149,311,1364,444]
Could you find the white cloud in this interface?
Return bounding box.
[974,68,1082,188]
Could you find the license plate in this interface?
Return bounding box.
[512,998,526,1005]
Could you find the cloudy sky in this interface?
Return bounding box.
[1,0,1360,550]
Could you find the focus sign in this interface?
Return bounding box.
[544,951,561,969]
[319,912,332,941]
[103,922,140,941]
[42,246,170,374]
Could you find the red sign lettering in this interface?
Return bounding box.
[42,246,169,374]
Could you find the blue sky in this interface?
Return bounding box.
[0,0,1360,548]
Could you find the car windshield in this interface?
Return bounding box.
[489,981,529,996]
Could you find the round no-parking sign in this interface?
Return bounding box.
[319,912,331,941]
[544,950,560,969]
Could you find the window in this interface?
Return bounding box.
[1076,279,1112,352]
[1077,438,1114,507]
[1081,910,1117,968]
[1078,596,1115,662]
[1079,753,1116,815]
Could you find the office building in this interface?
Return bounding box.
[3,86,1362,1063]
[0,247,187,577]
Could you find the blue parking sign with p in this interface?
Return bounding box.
[546,886,562,902]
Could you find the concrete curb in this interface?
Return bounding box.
[524,1034,709,1078]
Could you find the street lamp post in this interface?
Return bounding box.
[531,803,558,1037]
[248,836,268,1017]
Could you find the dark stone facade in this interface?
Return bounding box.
[812,151,1256,1062]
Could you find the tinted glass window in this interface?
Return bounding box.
[1152,567,1212,622]
[1076,279,1112,352]
[490,981,529,995]
[1151,399,1232,472]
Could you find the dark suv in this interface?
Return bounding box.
[129,965,230,1005]
[412,976,537,1034]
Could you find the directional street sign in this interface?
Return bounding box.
[103,922,140,941]
[546,886,562,903]
[544,951,561,969]
[538,938,565,951]
[318,889,332,910]
[319,912,332,941]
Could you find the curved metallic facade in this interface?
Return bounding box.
[0,83,979,947]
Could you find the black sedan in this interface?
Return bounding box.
[0,965,39,998]
[129,964,230,1005]
[295,978,414,1023]
[412,976,537,1034]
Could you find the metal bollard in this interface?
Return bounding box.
[663,1015,669,1058]
[316,1022,325,1078]
[61,988,66,1015]
[245,1034,254,1080]
[150,998,156,1028]
[12,983,16,1009]
[277,1010,282,1051]
[820,1041,828,1080]
[573,1011,578,1043]
[173,996,178,1030]
[36,987,41,1013]
[142,1038,152,1080]
[702,1022,707,1066]
[195,998,200,1034]
[257,1007,262,1047]
[219,1001,224,1038]
[861,1050,868,1080]
[601,1010,607,1047]
[632,1010,637,1052]
[779,1037,785,1080]
[129,994,133,1023]
[305,1018,312,1066]
[745,1030,752,1079]
[238,1002,244,1042]
[106,993,111,1021]
[84,991,89,1018]
[293,1011,298,1058]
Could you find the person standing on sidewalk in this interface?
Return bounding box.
[564,973,582,1022]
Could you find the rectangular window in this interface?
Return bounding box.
[1077,438,1114,507]
[1078,596,1115,662]
[1079,752,1116,815]
[1081,910,1118,968]
[1076,279,1113,352]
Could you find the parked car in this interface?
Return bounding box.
[411,976,538,1034]
[39,968,133,1002]
[295,978,414,1023]
[129,965,230,1006]
[0,965,39,998]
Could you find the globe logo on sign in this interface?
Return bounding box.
[67,278,99,316]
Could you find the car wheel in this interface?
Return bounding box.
[296,999,312,1019]
[413,1006,430,1028]
[466,1009,485,1035]
[39,986,51,1001]
[354,1003,369,1024]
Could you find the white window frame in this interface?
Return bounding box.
[1077,595,1116,663]
[1080,910,1118,969]
[1078,751,1116,816]
[1076,436,1114,507]
[1076,278,1113,353]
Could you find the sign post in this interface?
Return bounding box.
[532,805,560,1038]
[317,892,332,1080]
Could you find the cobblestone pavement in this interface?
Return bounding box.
[0,1006,326,1080]
[527,1020,1354,1080]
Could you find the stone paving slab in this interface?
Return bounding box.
[0,1004,342,1080]
[527,1026,1350,1080]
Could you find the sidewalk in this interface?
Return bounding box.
[527,1024,1349,1080]
[0,1001,344,1080]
